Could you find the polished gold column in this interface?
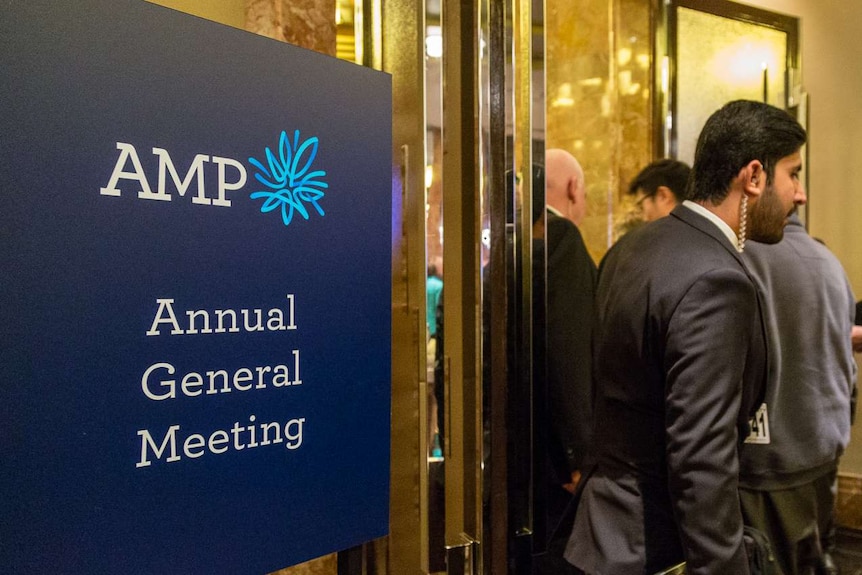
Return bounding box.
[384,0,429,571]
[440,0,483,571]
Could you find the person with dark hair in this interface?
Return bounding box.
[563,100,807,574]
[427,258,444,457]
[427,259,443,341]
[602,159,692,271]
[741,208,856,575]
[628,159,691,222]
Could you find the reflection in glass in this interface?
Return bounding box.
[425,4,447,572]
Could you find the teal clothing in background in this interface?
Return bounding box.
[426,275,443,336]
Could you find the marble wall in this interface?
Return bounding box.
[268,555,336,575]
[546,0,653,261]
[838,474,862,531]
[246,0,337,56]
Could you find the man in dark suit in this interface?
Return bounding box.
[504,156,596,575]
[532,151,597,575]
[543,149,597,499]
[563,100,807,574]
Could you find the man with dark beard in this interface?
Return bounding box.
[562,100,807,575]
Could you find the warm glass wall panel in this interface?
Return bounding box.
[676,7,787,164]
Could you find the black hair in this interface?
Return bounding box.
[531,163,545,225]
[687,100,806,203]
[628,159,691,201]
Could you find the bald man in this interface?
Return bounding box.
[534,149,597,575]
[546,148,587,227]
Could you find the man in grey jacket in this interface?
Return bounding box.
[741,214,857,575]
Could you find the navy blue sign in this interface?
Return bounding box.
[0,1,391,573]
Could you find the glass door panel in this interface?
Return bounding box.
[676,6,787,164]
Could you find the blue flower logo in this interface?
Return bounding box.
[249,130,329,226]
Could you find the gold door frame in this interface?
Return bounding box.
[382,0,430,573]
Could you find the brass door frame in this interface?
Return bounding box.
[383,0,429,573]
[438,0,543,573]
[483,0,510,572]
[379,0,546,572]
[441,0,483,570]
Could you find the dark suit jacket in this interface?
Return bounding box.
[565,204,767,575]
[545,211,597,483]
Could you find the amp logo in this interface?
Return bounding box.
[99,130,328,227]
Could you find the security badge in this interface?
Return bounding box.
[745,403,771,444]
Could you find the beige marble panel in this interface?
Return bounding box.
[246,0,336,56]
[247,0,287,41]
[837,472,862,530]
[268,554,336,575]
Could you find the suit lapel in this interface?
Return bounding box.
[671,204,771,404]
[670,204,744,266]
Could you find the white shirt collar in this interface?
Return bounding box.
[546,204,564,218]
[682,200,742,252]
